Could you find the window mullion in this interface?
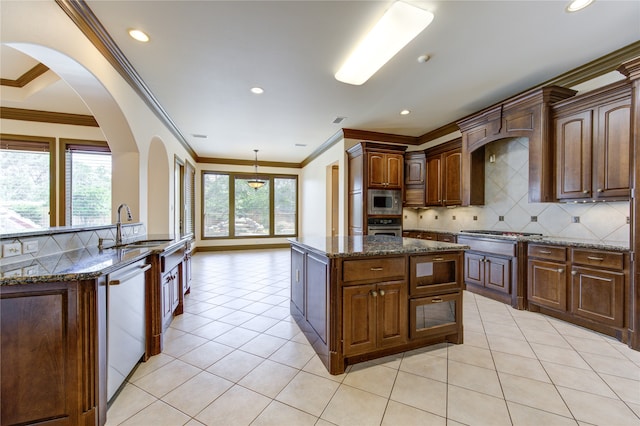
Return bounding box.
[229,174,236,237]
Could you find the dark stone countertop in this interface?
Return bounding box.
[289,236,468,259]
[0,235,191,285]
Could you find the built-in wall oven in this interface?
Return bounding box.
[368,189,402,216]
[367,217,403,236]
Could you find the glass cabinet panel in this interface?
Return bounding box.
[410,292,461,339]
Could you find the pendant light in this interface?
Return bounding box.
[247,149,265,190]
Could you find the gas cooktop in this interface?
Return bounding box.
[460,230,543,238]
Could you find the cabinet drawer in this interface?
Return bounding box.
[342,257,406,283]
[528,244,566,262]
[572,249,623,270]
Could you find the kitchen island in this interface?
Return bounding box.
[289,235,468,374]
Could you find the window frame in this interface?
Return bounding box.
[201,171,298,240]
[1,133,57,227]
[59,138,111,226]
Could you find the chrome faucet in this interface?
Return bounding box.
[116,203,132,246]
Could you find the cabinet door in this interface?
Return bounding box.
[571,266,624,327]
[463,252,484,287]
[291,246,305,315]
[161,273,173,326]
[343,284,376,356]
[376,281,407,348]
[367,152,387,188]
[528,259,567,311]
[442,149,462,205]
[385,154,404,189]
[171,267,180,312]
[405,156,425,185]
[410,292,461,340]
[593,98,631,199]
[555,110,592,200]
[484,255,511,294]
[425,155,442,205]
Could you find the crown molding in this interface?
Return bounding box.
[0,63,50,88]
[55,0,197,159]
[342,128,419,145]
[0,107,99,127]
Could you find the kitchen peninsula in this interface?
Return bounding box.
[289,235,468,374]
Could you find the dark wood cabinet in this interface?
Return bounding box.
[343,280,407,356]
[1,280,104,426]
[404,151,426,207]
[161,264,181,328]
[410,292,462,341]
[527,244,568,311]
[411,253,461,296]
[368,152,403,189]
[425,140,462,206]
[553,80,631,201]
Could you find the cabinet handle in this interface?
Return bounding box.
[433,257,444,261]
[597,188,603,193]
[379,290,385,296]
[571,270,577,276]
[431,298,444,303]
[587,256,604,261]
[582,190,589,194]
[371,290,378,297]
[539,250,552,254]
[296,269,299,282]
[557,268,564,273]
[370,267,384,271]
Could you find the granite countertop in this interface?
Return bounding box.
[405,228,629,252]
[0,235,190,285]
[289,235,469,259]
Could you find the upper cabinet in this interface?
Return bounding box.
[425,140,462,207]
[403,151,426,207]
[368,151,404,189]
[457,86,577,205]
[554,81,632,201]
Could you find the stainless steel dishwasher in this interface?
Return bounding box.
[107,258,150,402]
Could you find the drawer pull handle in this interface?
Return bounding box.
[582,190,589,194]
[433,257,444,261]
[370,267,384,271]
[431,298,444,303]
[597,188,603,193]
[539,250,552,254]
[370,290,378,297]
[571,270,577,275]
[587,256,604,261]
[379,290,385,296]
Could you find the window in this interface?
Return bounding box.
[0,135,56,232]
[175,157,196,237]
[202,172,297,239]
[61,140,111,226]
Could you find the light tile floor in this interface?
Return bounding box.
[107,249,640,425]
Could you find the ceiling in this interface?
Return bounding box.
[1,1,639,163]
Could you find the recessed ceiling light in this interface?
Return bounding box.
[566,0,594,12]
[128,29,150,42]
[400,109,411,115]
[335,1,434,85]
[250,87,264,94]
[417,54,430,63]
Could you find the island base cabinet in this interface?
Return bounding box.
[410,292,462,342]
[342,281,407,356]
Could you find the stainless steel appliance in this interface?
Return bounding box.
[107,259,150,402]
[368,189,402,216]
[367,217,402,236]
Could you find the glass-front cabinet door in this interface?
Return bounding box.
[410,292,461,339]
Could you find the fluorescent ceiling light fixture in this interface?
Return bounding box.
[128,29,150,42]
[566,0,594,12]
[335,1,434,85]
[250,87,264,94]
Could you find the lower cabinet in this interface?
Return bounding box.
[343,281,407,356]
[161,264,181,328]
[410,292,462,340]
[527,244,629,342]
[464,252,511,295]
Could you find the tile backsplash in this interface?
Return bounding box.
[404,137,630,247]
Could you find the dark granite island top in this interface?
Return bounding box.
[289,235,467,374]
[289,235,469,258]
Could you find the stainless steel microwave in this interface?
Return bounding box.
[368,189,402,215]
